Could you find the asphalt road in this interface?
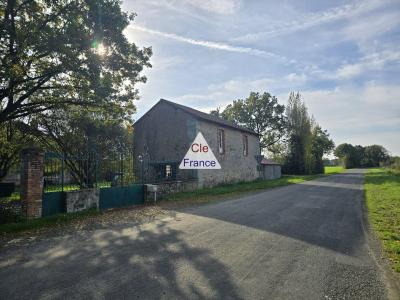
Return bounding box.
[0,169,389,299]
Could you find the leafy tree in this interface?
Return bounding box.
[363,145,389,167]
[209,107,222,118]
[0,0,152,124]
[0,121,37,180]
[38,105,132,187]
[334,143,356,168]
[284,92,312,174]
[334,143,388,168]
[212,92,287,152]
[283,93,333,174]
[310,124,335,173]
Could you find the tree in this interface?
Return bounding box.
[212,92,287,152]
[284,92,312,174]
[363,145,389,167]
[310,124,335,173]
[38,104,133,187]
[334,143,389,168]
[334,143,357,168]
[0,0,152,124]
[0,120,37,181]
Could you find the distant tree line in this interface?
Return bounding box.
[334,143,389,168]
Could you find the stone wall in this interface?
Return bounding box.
[65,188,99,213]
[149,180,198,199]
[196,121,261,188]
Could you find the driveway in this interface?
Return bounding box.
[0,169,389,299]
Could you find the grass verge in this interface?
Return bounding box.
[365,168,400,272]
[163,166,343,204]
[324,166,344,175]
[163,174,318,204]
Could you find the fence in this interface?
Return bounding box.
[1,149,145,222]
[44,151,137,192]
[41,150,143,217]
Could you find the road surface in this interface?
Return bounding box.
[0,169,389,299]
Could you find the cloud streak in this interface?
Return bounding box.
[232,0,391,42]
[128,24,289,62]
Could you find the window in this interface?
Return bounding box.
[165,165,172,178]
[243,135,248,156]
[218,129,225,154]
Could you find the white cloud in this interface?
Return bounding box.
[344,10,400,42]
[143,0,241,16]
[127,24,289,62]
[286,73,307,83]
[175,77,277,111]
[182,0,241,15]
[232,0,390,42]
[150,55,185,70]
[336,49,400,79]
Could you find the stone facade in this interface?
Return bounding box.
[134,99,261,189]
[196,120,260,187]
[20,148,44,219]
[65,188,99,213]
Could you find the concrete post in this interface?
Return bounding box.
[20,148,44,219]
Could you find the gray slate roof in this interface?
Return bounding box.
[261,158,281,165]
[136,99,258,136]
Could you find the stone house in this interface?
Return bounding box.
[134,99,262,188]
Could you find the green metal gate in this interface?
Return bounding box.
[42,192,66,216]
[99,184,144,210]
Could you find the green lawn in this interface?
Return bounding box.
[365,168,400,272]
[324,166,344,175]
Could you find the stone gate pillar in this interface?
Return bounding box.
[20,148,44,219]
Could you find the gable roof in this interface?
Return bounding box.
[135,99,258,136]
[260,158,281,165]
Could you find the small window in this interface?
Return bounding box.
[165,165,172,178]
[218,129,225,154]
[243,135,248,156]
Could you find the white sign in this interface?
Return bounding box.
[179,132,221,169]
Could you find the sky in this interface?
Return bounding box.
[122,0,400,156]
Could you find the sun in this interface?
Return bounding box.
[96,43,107,56]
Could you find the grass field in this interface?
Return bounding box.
[324,166,344,174]
[365,168,400,272]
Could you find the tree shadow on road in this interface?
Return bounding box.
[0,220,242,299]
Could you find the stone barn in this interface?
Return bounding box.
[134,99,261,188]
[260,158,282,180]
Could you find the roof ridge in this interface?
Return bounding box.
[158,98,258,135]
